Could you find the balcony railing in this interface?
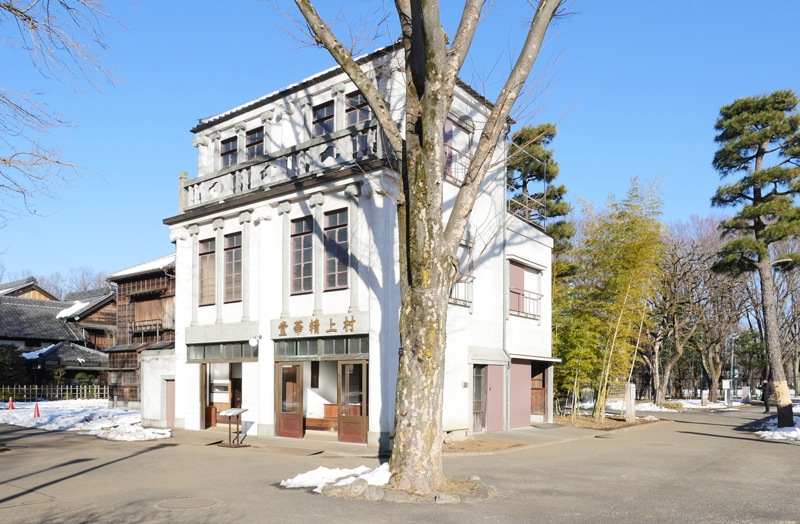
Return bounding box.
[449,275,473,307]
[131,319,162,332]
[507,184,545,228]
[509,287,542,319]
[181,120,388,212]
[444,146,471,184]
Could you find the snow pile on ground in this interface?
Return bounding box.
[281,463,391,493]
[638,415,659,421]
[754,416,800,441]
[606,401,678,412]
[0,399,170,441]
[793,404,800,413]
[674,399,742,410]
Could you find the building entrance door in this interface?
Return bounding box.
[337,361,367,443]
[275,363,304,438]
[473,365,487,433]
[531,363,547,416]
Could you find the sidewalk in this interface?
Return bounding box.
[170,422,614,458]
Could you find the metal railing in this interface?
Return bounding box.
[507,184,546,228]
[444,147,471,184]
[509,287,542,319]
[1,385,109,402]
[132,319,162,332]
[449,276,473,306]
[182,119,387,211]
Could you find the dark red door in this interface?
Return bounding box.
[275,363,304,438]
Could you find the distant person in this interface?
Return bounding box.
[759,380,773,413]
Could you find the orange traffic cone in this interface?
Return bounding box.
[8,397,13,410]
[33,403,40,418]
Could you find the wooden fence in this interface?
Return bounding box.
[1,385,109,402]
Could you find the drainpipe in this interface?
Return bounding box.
[501,133,511,431]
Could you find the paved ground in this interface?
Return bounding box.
[1,405,798,523]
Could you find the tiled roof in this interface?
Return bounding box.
[0,296,81,342]
[109,254,176,281]
[0,276,36,292]
[28,342,108,367]
[58,288,116,321]
[64,286,116,302]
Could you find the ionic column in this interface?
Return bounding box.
[239,211,253,322]
[331,82,346,131]
[213,217,225,324]
[309,193,326,316]
[188,224,200,326]
[277,202,292,319]
[261,110,275,155]
[235,121,247,163]
[296,97,313,142]
[345,184,360,313]
[210,131,221,172]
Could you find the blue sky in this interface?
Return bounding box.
[1,0,798,278]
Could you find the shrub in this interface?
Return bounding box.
[659,401,683,410]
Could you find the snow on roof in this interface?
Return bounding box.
[21,345,53,360]
[57,301,88,319]
[109,253,176,279]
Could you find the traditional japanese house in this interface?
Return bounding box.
[106,254,176,415]
[0,277,59,301]
[164,44,556,450]
[23,342,108,385]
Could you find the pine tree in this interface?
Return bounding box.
[711,90,800,427]
[507,124,575,257]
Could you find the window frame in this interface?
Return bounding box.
[345,91,370,127]
[291,216,314,295]
[324,208,349,291]
[221,137,238,168]
[199,238,216,306]
[312,101,335,137]
[246,128,264,160]
[224,232,242,303]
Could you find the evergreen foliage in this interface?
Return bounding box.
[0,344,29,384]
[710,89,800,427]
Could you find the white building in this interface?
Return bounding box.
[162,45,555,451]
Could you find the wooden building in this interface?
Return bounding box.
[0,277,59,301]
[106,254,176,408]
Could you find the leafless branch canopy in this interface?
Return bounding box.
[0,1,123,223]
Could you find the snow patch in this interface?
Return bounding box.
[0,399,171,441]
[754,416,800,441]
[281,463,391,493]
[57,301,88,319]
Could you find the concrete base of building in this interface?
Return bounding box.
[173,417,185,429]
[257,423,274,438]
[142,418,168,428]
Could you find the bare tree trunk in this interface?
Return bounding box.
[757,260,795,427]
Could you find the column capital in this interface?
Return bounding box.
[331,82,346,97]
[235,121,247,133]
[253,207,273,224]
[209,131,221,141]
[277,201,292,216]
[212,218,225,231]
[344,183,360,200]
[188,224,200,236]
[170,228,188,243]
[238,210,253,225]
[295,97,313,108]
[309,193,325,208]
[192,136,208,148]
[261,110,275,123]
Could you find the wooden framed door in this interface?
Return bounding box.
[531,364,546,416]
[473,365,487,433]
[275,363,304,438]
[337,361,368,443]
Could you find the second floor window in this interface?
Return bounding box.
[313,102,334,137]
[324,209,348,289]
[246,129,264,159]
[225,233,242,302]
[199,239,216,305]
[221,137,237,168]
[291,216,313,294]
[345,92,370,126]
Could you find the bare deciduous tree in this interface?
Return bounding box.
[0,1,122,223]
[290,0,564,493]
